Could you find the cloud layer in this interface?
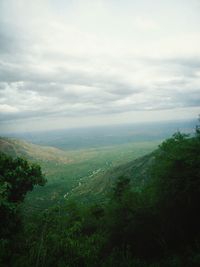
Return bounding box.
[0,0,200,132]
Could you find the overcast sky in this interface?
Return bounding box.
[0,0,200,133]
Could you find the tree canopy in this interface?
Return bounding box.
[0,153,46,264]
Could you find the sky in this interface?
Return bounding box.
[0,0,200,133]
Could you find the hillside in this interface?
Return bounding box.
[0,136,159,210]
[0,137,72,164]
[70,152,155,202]
[2,129,200,267]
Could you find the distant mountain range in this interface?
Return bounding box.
[1,119,197,150]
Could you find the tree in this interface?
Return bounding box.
[0,153,46,265]
[149,128,200,250]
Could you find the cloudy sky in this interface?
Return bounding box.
[0,0,200,133]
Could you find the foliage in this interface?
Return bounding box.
[0,153,46,266]
[149,130,200,250]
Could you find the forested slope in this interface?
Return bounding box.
[1,127,200,266]
[70,152,155,201]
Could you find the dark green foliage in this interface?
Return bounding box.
[0,153,46,266]
[149,131,200,250]
[103,125,200,263]
[0,153,46,203]
[14,202,106,267]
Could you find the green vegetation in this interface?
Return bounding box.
[1,122,200,266]
[0,137,159,211]
[0,153,46,266]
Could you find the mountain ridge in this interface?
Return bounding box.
[0,137,72,164]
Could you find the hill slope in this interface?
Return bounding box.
[0,136,158,209]
[0,137,72,163]
[70,152,155,202]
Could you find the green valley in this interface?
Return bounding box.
[0,137,159,211]
[1,120,200,267]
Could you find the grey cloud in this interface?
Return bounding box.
[0,16,200,124]
[158,57,200,78]
[170,57,200,69]
[97,81,140,96]
[0,30,14,54]
[172,89,200,107]
[0,57,141,106]
[0,21,27,58]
